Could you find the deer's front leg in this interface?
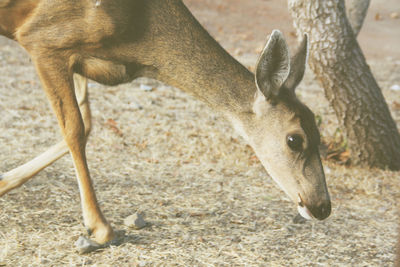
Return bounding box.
[0,75,90,196]
[34,57,114,249]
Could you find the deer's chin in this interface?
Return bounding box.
[297,205,314,220]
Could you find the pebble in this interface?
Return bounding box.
[390,12,399,19]
[129,101,143,110]
[140,84,153,91]
[74,236,101,254]
[124,213,147,229]
[234,48,243,56]
[390,84,400,91]
[231,236,242,243]
[324,166,332,175]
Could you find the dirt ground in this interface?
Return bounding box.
[0,0,399,266]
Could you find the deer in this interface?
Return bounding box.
[0,0,331,252]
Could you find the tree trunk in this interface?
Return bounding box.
[345,0,370,36]
[288,0,400,170]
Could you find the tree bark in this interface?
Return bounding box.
[345,0,370,36]
[288,0,400,170]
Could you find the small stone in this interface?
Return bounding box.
[324,166,332,175]
[390,12,399,19]
[183,233,192,241]
[129,101,143,110]
[231,236,241,243]
[234,48,243,56]
[140,84,153,91]
[390,84,400,91]
[124,213,147,229]
[75,236,101,254]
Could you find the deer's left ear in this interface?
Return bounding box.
[255,30,290,102]
[283,34,309,91]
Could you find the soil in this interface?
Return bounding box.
[0,0,399,266]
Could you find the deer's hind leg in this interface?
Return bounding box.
[0,74,91,196]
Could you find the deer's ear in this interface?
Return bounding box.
[255,30,290,102]
[283,33,308,91]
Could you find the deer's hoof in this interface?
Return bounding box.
[75,231,123,254]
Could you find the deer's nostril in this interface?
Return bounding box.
[297,194,331,220]
[309,200,331,220]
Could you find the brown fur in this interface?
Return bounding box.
[0,0,330,249]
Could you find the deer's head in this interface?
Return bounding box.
[232,30,331,220]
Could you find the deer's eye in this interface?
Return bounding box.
[287,134,304,152]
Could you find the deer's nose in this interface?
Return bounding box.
[307,200,331,220]
[297,194,331,220]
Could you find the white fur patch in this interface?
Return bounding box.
[297,205,314,220]
[297,194,314,220]
[252,90,266,116]
[228,116,249,142]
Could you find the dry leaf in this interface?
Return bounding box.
[375,13,382,21]
[105,118,123,137]
[390,12,399,19]
[392,101,400,110]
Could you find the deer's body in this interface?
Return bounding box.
[5,0,253,112]
[0,0,330,252]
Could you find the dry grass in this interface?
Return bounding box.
[0,34,399,266]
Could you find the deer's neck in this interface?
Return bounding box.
[0,0,38,39]
[157,43,255,115]
[141,0,256,115]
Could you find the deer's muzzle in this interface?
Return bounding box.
[297,194,331,220]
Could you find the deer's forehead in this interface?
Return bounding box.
[277,94,315,121]
[293,102,321,146]
[276,99,320,138]
[270,102,300,122]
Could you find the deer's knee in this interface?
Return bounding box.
[60,115,86,149]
